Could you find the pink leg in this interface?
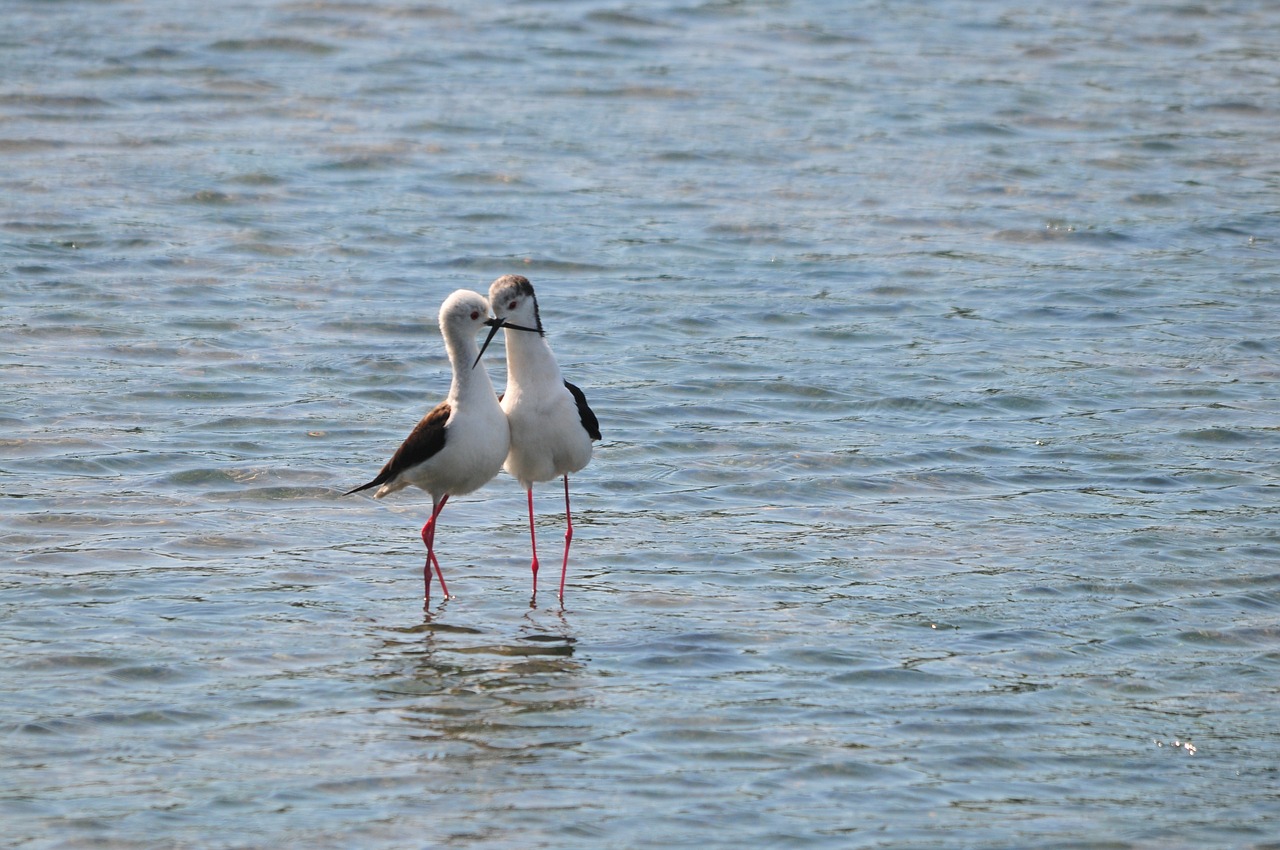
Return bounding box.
[420,495,451,605]
[526,487,540,597]
[559,475,572,602]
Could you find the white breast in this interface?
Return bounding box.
[502,382,593,487]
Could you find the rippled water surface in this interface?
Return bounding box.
[4,1,1279,847]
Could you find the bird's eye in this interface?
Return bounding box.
[470,310,480,320]
[508,300,517,310]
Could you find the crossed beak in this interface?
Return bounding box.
[473,317,505,370]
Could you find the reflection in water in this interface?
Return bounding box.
[371,615,590,754]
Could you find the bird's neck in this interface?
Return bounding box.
[445,334,497,403]
[503,327,563,388]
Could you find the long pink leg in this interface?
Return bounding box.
[559,475,573,602]
[526,487,540,598]
[419,494,451,605]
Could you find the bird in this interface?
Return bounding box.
[476,274,601,604]
[345,289,510,607]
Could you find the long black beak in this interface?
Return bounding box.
[473,317,505,370]
[472,317,543,369]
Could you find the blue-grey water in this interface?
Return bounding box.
[3,1,1279,847]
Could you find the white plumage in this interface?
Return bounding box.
[346,289,509,605]
[481,274,600,602]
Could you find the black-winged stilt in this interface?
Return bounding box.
[477,274,601,603]
[346,289,510,606]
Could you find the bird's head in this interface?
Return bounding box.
[473,274,544,368]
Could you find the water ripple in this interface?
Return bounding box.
[3,0,1280,848]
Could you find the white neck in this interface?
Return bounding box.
[503,327,564,389]
[445,329,497,403]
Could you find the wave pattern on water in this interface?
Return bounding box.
[3,0,1280,848]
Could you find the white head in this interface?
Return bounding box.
[438,289,494,368]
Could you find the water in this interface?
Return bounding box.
[3,0,1279,847]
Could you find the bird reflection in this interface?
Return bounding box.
[369,615,589,751]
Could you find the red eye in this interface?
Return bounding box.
[470,310,480,320]
[508,300,517,310]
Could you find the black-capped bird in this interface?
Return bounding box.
[476,274,601,603]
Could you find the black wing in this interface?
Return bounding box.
[564,380,601,442]
[345,401,451,494]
